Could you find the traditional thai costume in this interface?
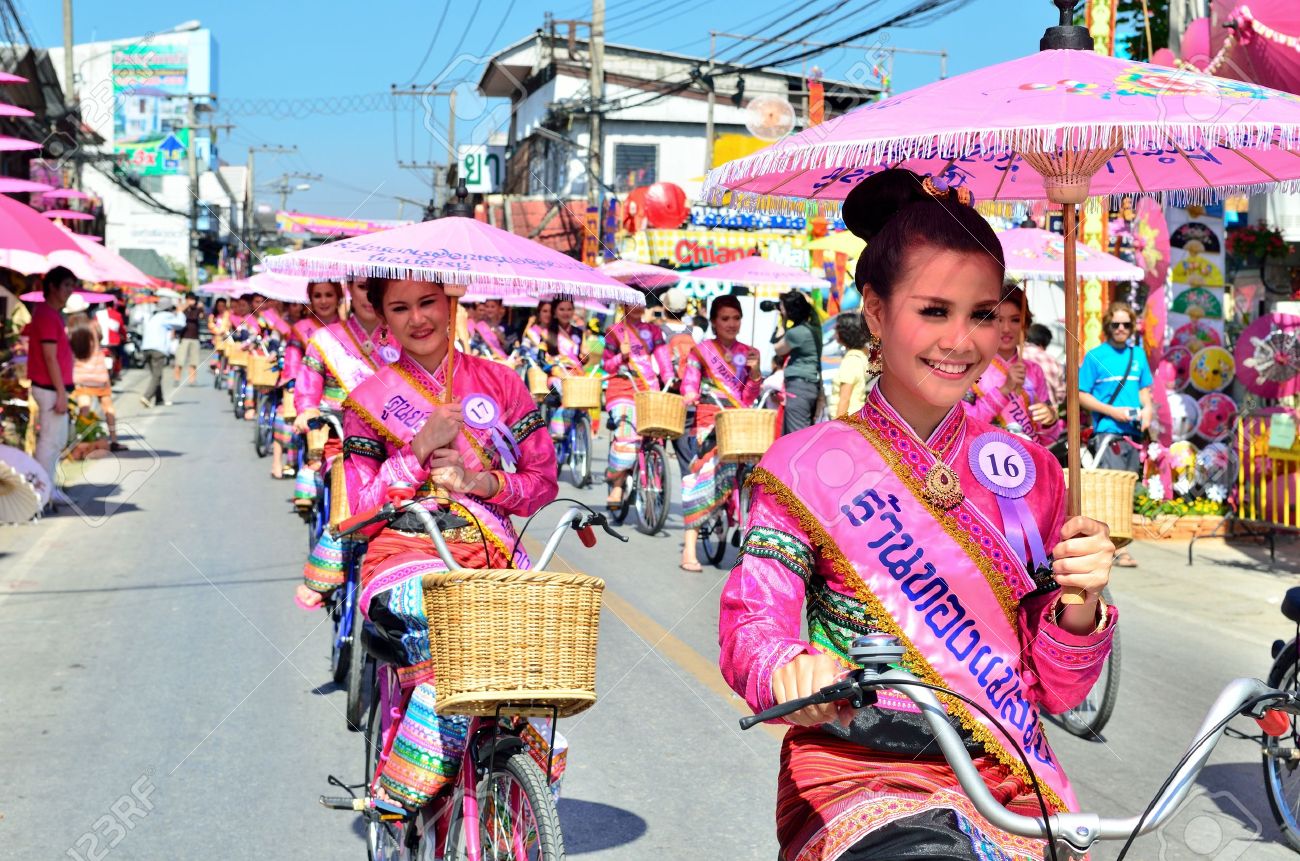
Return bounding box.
[295,316,400,594]
[274,317,321,456]
[469,319,511,361]
[343,351,560,807]
[543,323,586,439]
[601,321,671,481]
[966,354,1062,448]
[719,386,1116,861]
[680,339,761,529]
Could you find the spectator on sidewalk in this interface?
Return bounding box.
[70,315,125,452]
[831,311,870,418]
[772,291,824,435]
[95,293,126,382]
[139,298,185,408]
[23,266,76,507]
[173,294,203,387]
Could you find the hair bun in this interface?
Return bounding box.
[841,168,934,243]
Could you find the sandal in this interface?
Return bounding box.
[679,561,703,572]
[294,585,325,611]
[1114,551,1138,568]
[606,489,624,510]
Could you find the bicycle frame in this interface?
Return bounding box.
[741,634,1298,860]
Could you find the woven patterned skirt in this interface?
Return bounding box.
[605,398,636,479]
[294,464,318,505]
[303,530,346,593]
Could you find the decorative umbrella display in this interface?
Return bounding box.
[42,209,94,222]
[702,0,1300,587]
[264,207,642,392]
[0,460,40,523]
[40,189,92,201]
[1236,312,1300,398]
[0,445,51,511]
[0,177,55,194]
[598,259,681,289]
[0,72,29,84]
[19,289,115,304]
[1132,198,1171,291]
[687,255,828,294]
[1170,286,1224,316]
[999,227,1143,281]
[0,135,40,152]
[0,102,34,118]
[0,194,88,277]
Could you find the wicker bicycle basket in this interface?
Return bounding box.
[247,354,279,388]
[329,457,350,527]
[561,376,602,410]
[422,569,605,718]
[226,347,250,367]
[526,366,550,401]
[1065,468,1138,547]
[282,395,297,421]
[634,390,686,439]
[715,408,778,463]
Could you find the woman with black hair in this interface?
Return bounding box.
[773,290,823,435]
[541,296,590,439]
[831,311,871,418]
[720,168,1118,860]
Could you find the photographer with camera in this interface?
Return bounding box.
[769,291,823,435]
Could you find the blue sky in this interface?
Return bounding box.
[22,0,1049,219]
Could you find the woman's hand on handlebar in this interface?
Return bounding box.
[771,651,855,728]
[292,409,318,434]
[412,402,464,464]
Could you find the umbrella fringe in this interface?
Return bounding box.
[262,258,645,305]
[702,121,1300,205]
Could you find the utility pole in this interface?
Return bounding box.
[186,95,199,291]
[704,30,716,175]
[244,144,296,257]
[588,0,604,205]
[61,0,75,104]
[447,88,457,190]
[269,171,322,212]
[391,85,460,218]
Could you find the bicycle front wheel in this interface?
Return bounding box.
[1265,639,1300,853]
[634,441,671,536]
[444,751,564,861]
[570,414,592,489]
[1058,587,1120,739]
[254,394,274,457]
[699,512,727,567]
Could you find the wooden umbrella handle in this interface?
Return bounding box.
[1060,202,1086,607]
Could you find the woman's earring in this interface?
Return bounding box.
[866,334,883,377]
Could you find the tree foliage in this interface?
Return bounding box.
[1115,0,1171,61]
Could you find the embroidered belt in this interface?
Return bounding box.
[391,523,484,545]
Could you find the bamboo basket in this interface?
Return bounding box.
[634,390,686,439]
[716,408,778,463]
[226,347,250,368]
[1065,468,1138,547]
[561,376,602,410]
[306,427,330,459]
[422,569,605,718]
[281,395,297,421]
[247,354,279,388]
[526,366,549,401]
[329,456,350,527]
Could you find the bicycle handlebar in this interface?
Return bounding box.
[739,634,1300,858]
[306,413,344,437]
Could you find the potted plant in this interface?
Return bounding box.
[1227,223,1287,293]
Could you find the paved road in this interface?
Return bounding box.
[3,370,1299,860]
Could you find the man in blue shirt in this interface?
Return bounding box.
[1078,302,1153,441]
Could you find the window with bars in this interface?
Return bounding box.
[613,143,657,192]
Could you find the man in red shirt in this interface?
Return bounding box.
[97,293,126,381]
[24,266,76,507]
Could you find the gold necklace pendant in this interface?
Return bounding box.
[923,461,964,511]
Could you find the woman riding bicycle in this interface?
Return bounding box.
[601,303,671,510]
[964,283,1062,448]
[678,295,761,572]
[718,169,1118,861]
[272,282,342,481]
[293,279,399,610]
[523,299,553,353]
[342,276,558,809]
[542,296,591,440]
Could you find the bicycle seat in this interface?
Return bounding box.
[1282,586,1300,624]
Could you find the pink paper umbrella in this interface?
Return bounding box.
[18,289,114,304]
[688,255,828,292]
[0,177,54,194]
[56,228,152,286]
[1235,313,1300,398]
[42,209,94,221]
[0,194,88,276]
[263,215,642,305]
[244,271,309,303]
[0,72,28,84]
[41,189,92,201]
[0,102,33,118]
[999,227,1143,281]
[0,135,40,152]
[598,259,681,289]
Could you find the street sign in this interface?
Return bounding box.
[158,133,186,172]
[459,145,505,194]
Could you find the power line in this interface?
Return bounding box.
[404,0,453,83]
[727,0,880,67]
[478,0,519,60]
[428,0,485,80]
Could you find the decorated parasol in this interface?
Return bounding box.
[703,0,1300,602]
[1235,312,1300,398]
[598,259,681,289]
[0,445,51,511]
[244,271,310,303]
[999,227,1144,281]
[0,194,89,277]
[0,135,41,152]
[0,460,41,523]
[54,227,152,286]
[40,188,92,201]
[687,255,828,293]
[42,209,94,222]
[19,289,114,304]
[265,193,642,394]
[0,177,55,194]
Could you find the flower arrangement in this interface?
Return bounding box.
[1134,483,1228,517]
[1227,223,1287,263]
